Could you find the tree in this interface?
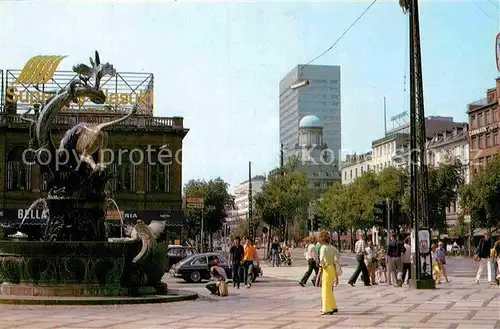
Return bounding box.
[183,178,233,249]
[399,159,463,232]
[253,158,314,244]
[460,156,500,234]
[315,182,350,250]
[426,159,464,233]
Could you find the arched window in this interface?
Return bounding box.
[7,146,31,191]
[147,150,171,192]
[110,149,136,192]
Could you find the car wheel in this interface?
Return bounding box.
[190,271,202,283]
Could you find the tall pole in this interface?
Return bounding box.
[200,209,204,253]
[248,161,253,241]
[386,198,391,239]
[280,143,285,242]
[384,96,387,135]
[405,0,433,289]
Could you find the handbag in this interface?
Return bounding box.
[217,281,228,297]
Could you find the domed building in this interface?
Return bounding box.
[291,115,340,191]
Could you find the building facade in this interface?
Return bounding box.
[292,115,340,191]
[233,175,266,221]
[0,66,188,239]
[467,78,500,175]
[279,65,341,168]
[426,124,469,228]
[341,151,372,185]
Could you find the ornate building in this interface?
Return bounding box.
[292,115,340,192]
[0,65,188,239]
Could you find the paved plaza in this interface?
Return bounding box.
[0,257,498,329]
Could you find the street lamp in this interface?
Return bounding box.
[290,79,310,90]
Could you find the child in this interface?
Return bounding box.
[376,246,387,283]
[431,244,441,284]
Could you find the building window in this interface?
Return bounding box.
[7,146,31,191]
[471,115,475,128]
[471,137,477,150]
[486,111,491,124]
[495,133,499,145]
[486,133,491,147]
[313,181,321,188]
[494,110,498,122]
[111,150,136,192]
[478,113,483,126]
[478,135,483,149]
[350,170,352,179]
[41,171,50,191]
[147,152,171,192]
[361,167,364,174]
[344,171,347,180]
[355,168,358,178]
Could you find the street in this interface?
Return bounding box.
[0,253,498,329]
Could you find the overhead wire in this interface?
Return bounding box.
[297,0,378,78]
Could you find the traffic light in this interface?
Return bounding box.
[373,201,387,227]
[313,214,321,231]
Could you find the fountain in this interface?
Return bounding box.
[0,52,197,304]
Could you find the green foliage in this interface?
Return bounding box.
[183,178,233,239]
[425,159,464,232]
[253,158,314,238]
[460,156,500,234]
[317,161,464,233]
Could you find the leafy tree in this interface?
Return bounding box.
[253,158,314,244]
[183,178,233,249]
[315,182,351,249]
[460,156,500,234]
[426,159,464,233]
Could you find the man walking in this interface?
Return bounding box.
[242,238,260,288]
[401,236,412,285]
[270,237,280,267]
[387,232,406,287]
[348,233,371,287]
[228,236,244,289]
[300,237,318,287]
[475,231,492,284]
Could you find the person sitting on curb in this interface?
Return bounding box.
[206,257,228,296]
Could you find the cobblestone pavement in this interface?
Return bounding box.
[0,258,498,329]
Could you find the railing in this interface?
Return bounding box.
[0,114,181,128]
[0,70,3,113]
[2,70,154,115]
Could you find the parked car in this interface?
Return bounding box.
[166,245,198,270]
[169,252,262,283]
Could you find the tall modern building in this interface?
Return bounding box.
[279,65,341,168]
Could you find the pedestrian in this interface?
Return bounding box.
[348,232,371,287]
[493,237,500,284]
[316,231,339,315]
[364,241,378,285]
[387,232,406,287]
[431,244,442,284]
[205,257,228,296]
[270,237,280,267]
[436,241,450,283]
[311,238,322,286]
[474,231,492,284]
[401,236,412,285]
[242,237,260,288]
[300,237,318,287]
[228,236,244,289]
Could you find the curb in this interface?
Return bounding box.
[0,289,199,305]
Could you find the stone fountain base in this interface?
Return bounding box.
[0,240,190,301]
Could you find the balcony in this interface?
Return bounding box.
[0,113,185,132]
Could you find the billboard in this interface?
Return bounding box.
[3,55,154,116]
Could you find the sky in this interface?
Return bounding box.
[0,0,499,193]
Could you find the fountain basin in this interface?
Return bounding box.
[0,240,167,297]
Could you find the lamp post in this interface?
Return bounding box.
[248,161,254,241]
[290,79,310,90]
[401,0,434,289]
